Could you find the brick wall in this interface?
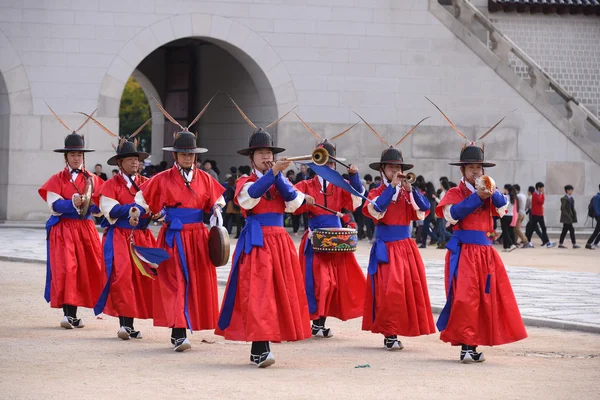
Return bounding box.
[490,14,600,118]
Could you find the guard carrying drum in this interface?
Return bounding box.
[292,114,366,338]
[38,105,105,330]
[134,95,226,352]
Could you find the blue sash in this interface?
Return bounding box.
[93,217,149,315]
[367,225,411,321]
[304,214,342,314]
[44,211,89,302]
[164,208,204,332]
[218,213,283,330]
[436,230,492,331]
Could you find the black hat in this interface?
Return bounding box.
[54,132,95,153]
[163,131,208,154]
[355,113,428,173]
[237,128,285,156]
[315,140,347,162]
[369,146,414,171]
[107,140,150,165]
[294,112,357,163]
[449,143,495,167]
[47,103,96,153]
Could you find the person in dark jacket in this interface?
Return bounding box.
[558,185,580,249]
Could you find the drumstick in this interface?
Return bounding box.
[312,203,340,215]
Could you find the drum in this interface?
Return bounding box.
[208,226,230,267]
[312,228,358,253]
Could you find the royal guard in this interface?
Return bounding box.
[292,113,366,338]
[83,115,161,340]
[427,98,527,363]
[216,97,311,368]
[134,95,226,352]
[38,106,105,329]
[360,114,436,350]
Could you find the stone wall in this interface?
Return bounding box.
[490,13,600,120]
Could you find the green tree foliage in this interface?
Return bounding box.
[119,76,152,153]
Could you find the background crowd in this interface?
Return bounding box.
[91,161,600,251]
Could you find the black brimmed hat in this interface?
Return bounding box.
[47,103,96,153]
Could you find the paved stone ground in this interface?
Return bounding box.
[1,227,599,331]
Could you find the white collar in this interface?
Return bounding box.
[317,175,330,188]
[461,177,476,193]
[175,163,194,182]
[254,169,265,178]
[120,171,136,188]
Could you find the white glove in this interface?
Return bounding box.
[210,206,223,228]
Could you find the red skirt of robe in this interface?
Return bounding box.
[362,238,436,337]
[299,232,365,321]
[47,218,104,309]
[152,222,218,330]
[215,226,312,342]
[102,227,156,320]
[441,245,527,346]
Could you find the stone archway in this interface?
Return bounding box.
[131,70,165,164]
[0,28,34,220]
[97,14,298,154]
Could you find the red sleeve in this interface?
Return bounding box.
[234,176,253,207]
[435,187,463,218]
[99,177,119,202]
[293,180,309,215]
[91,174,104,206]
[139,173,165,214]
[198,170,226,213]
[38,172,64,202]
[361,186,383,222]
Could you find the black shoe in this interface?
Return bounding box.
[460,346,485,363]
[61,316,85,329]
[250,352,275,368]
[311,324,333,338]
[171,337,191,352]
[585,244,596,250]
[118,326,143,340]
[384,336,404,351]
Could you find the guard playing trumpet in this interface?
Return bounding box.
[359,114,436,350]
[82,114,159,341]
[427,98,527,363]
[38,105,105,329]
[292,113,366,338]
[134,94,226,352]
[216,96,311,368]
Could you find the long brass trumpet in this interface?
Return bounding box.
[284,148,351,169]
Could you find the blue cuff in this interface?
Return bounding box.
[411,190,430,212]
[52,199,77,214]
[349,173,363,194]
[491,190,507,208]
[90,204,101,215]
[274,172,298,202]
[450,192,484,221]
[248,170,276,199]
[109,203,144,219]
[373,184,395,213]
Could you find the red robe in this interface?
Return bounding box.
[38,168,104,309]
[138,166,224,330]
[362,184,436,337]
[294,177,365,321]
[99,174,156,319]
[215,173,311,342]
[436,181,527,346]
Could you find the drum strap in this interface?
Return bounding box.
[304,215,341,314]
[367,225,411,322]
[164,208,205,332]
[436,230,491,332]
[218,213,283,331]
